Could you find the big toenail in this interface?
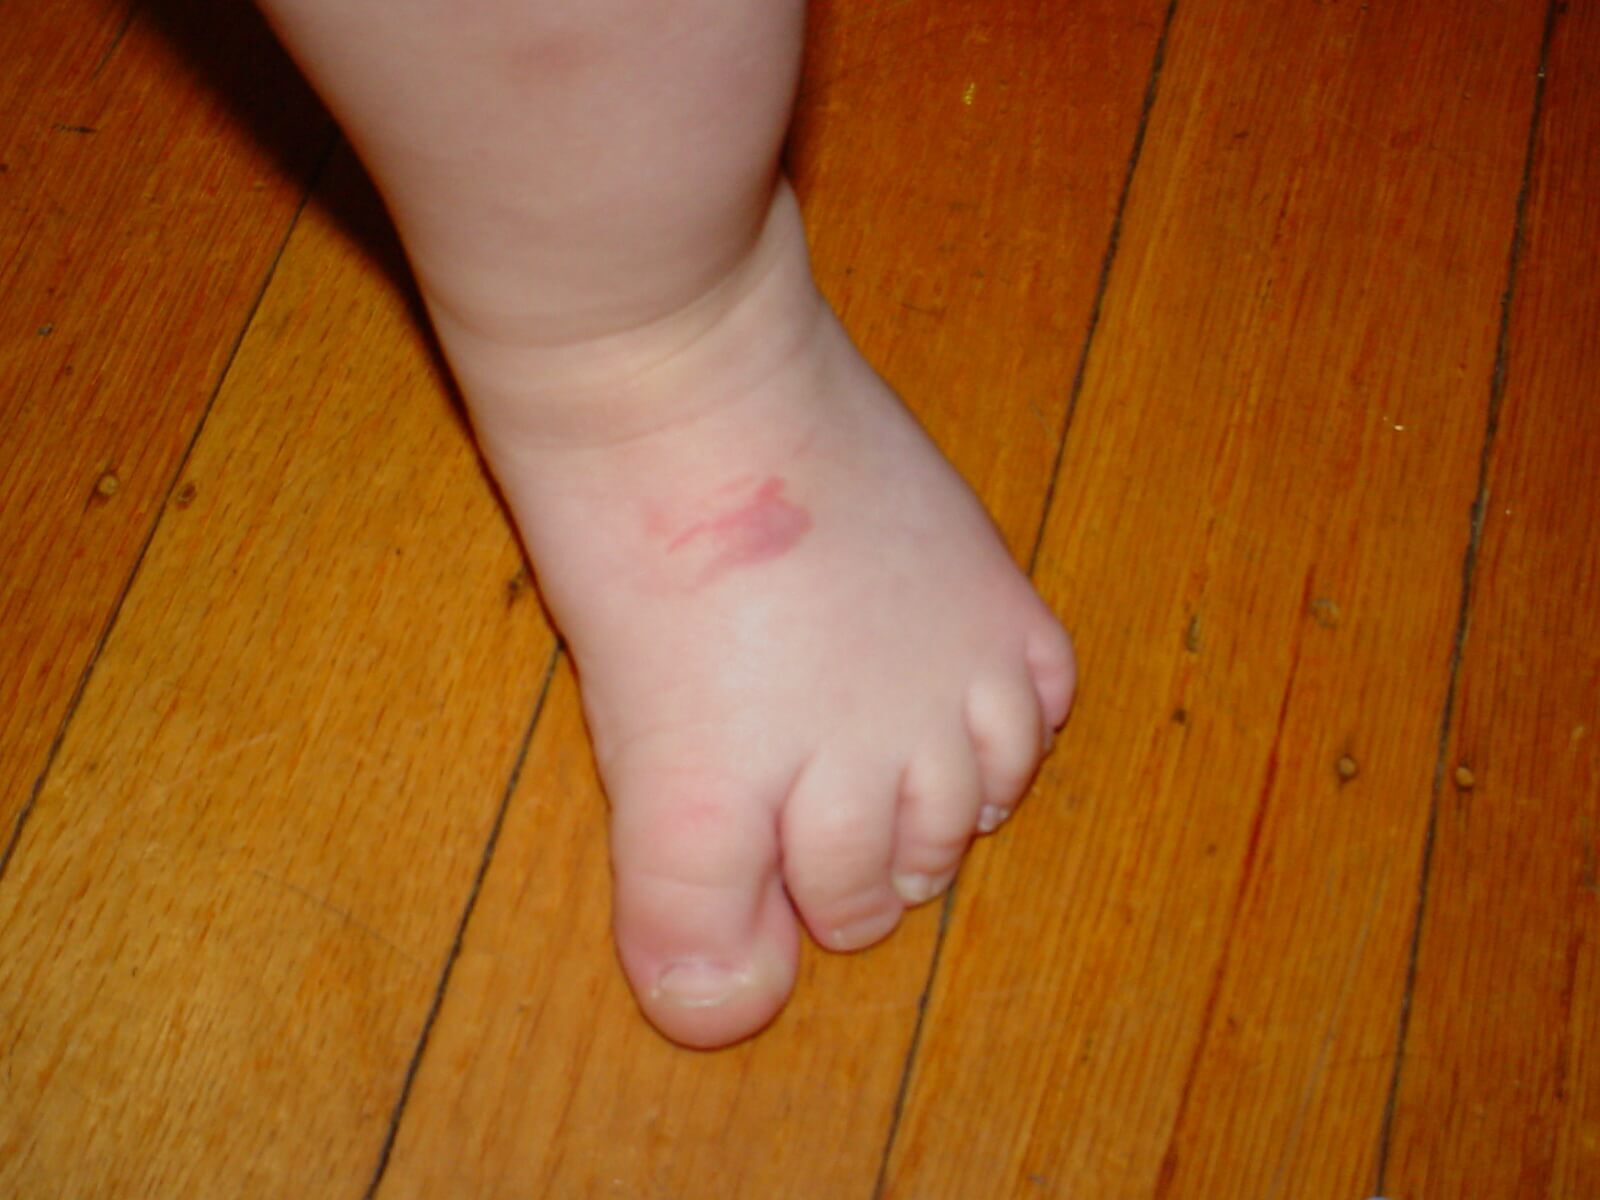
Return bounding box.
[830,909,901,950]
[977,804,1008,834]
[652,961,743,1008]
[893,870,955,905]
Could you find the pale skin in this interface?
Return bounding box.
[255,0,1077,1048]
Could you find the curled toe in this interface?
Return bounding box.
[1026,619,1078,732]
[892,868,958,906]
[964,663,1047,820]
[780,751,905,952]
[892,729,982,900]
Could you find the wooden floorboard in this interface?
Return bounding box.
[373,3,1166,1195]
[1383,2,1600,1195]
[0,0,328,829]
[0,152,554,1194]
[1,0,1596,1196]
[884,0,1552,1195]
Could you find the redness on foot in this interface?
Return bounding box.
[655,475,811,583]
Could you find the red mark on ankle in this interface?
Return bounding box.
[661,476,811,581]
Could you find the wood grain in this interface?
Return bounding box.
[1384,3,1600,1195]
[0,0,328,829]
[3,0,1597,1195]
[884,0,1552,1195]
[372,2,1168,1195]
[0,152,554,1195]
[794,0,1172,560]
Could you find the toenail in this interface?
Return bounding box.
[652,961,744,1008]
[893,870,955,906]
[977,804,1009,834]
[830,908,901,951]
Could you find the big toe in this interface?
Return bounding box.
[609,772,799,1049]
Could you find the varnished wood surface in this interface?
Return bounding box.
[890,2,1558,1196]
[1385,1,1600,1194]
[0,0,330,828]
[1,0,1594,1196]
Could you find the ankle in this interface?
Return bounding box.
[426,181,827,450]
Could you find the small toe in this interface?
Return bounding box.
[609,771,799,1049]
[1025,617,1078,733]
[964,661,1046,828]
[781,750,904,951]
[892,725,983,905]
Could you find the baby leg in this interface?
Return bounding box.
[256,0,1076,1047]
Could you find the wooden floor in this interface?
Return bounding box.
[3,0,1596,1195]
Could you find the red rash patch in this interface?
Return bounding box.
[663,476,811,579]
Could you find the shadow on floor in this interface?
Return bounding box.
[133,0,414,295]
[131,0,491,491]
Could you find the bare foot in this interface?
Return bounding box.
[435,184,1076,1047]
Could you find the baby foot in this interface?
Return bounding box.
[434,184,1075,1048]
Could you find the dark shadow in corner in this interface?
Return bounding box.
[132,0,413,296]
[132,0,473,428]
[133,0,549,592]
